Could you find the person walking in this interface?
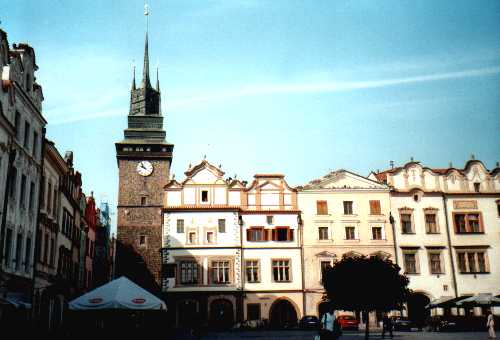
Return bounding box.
[381,313,393,339]
[487,310,496,339]
[320,307,342,340]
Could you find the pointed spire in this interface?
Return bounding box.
[156,66,160,91]
[142,31,151,88]
[132,65,136,90]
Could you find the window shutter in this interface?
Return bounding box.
[271,229,277,241]
[289,229,294,241]
[246,229,251,241]
[265,229,270,241]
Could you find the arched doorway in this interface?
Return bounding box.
[177,299,199,327]
[269,299,298,329]
[209,299,234,330]
[407,292,430,329]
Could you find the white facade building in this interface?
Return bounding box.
[370,158,500,322]
[0,30,46,308]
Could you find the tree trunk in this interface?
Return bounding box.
[364,310,370,340]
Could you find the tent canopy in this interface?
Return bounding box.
[456,293,500,307]
[69,276,166,311]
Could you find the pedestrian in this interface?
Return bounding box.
[487,310,496,339]
[381,313,393,339]
[319,307,342,340]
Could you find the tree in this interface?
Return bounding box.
[322,255,410,340]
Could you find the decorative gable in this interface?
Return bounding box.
[303,170,388,190]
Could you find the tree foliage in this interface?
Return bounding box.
[322,255,410,339]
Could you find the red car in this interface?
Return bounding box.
[337,315,359,330]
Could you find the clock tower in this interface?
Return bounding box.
[115,31,173,292]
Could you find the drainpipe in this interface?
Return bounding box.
[31,128,46,321]
[298,212,306,317]
[442,193,458,298]
[0,141,17,268]
[388,189,398,266]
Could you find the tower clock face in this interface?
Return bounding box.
[137,161,154,177]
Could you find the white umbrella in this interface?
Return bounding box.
[69,276,166,311]
[456,293,500,307]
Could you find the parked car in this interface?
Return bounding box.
[337,315,359,330]
[392,317,412,331]
[300,315,320,329]
[428,315,498,332]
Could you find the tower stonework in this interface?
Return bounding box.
[115,33,173,292]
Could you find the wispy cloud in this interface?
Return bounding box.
[168,65,500,109]
[49,65,500,125]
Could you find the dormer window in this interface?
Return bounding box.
[201,190,208,203]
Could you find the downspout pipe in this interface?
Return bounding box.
[299,212,306,317]
[442,193,458,298]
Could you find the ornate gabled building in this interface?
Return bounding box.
[297,169,393,325]
[0,29,46,318]
[115,31,173,292]
[241,173,303,328]
[162,160,245,328]
[370,158,500,324]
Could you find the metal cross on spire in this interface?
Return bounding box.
[144,1,150,33]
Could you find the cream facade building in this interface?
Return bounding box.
[370,159,500,321]
[241,174,303,328]
[298,170,394,324]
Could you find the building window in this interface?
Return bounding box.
[247,304,261,320]
[345,226,356,240]
[320,260,331,282]
[316,200,328,215]
[177,219,184,233]
[187,232,197,244]
[372,226,383,240]
[245,260,260,283]
[32,131,38,157]
[47,182,52,213]
[247,227,266,242]
[473,182,480,193]
[180,261,199,284]
[218,219,226,233]
[206,231,215,244]
[403,252,418,274]
[497,201,500,216]
[28,182,35,212]
[20,174,27,208]
[318,227,328,240]
[369,200,381,215]
[457,251,488,273]
[9,167,17,199]
[453,213,483,233]
[272,259,291,282]
[429,252,443,274]
[343,201,353,215]
[211,260,230,284]
[15,112,21,140]
[15,233,23,270]
[139,235,146,246]
[401,213,413,234]
[43,233,49,264]
[49,238,55,267]
[23,121,30,149]
[24,237,31,273]
[4,229,13,267]
[266,215,274,225]
[141,196,147,206]
[272,227,294,241]
[201,190,208,203]
[425,213,439,233]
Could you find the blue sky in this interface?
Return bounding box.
[2,0,500,233]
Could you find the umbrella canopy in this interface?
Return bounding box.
[456,293,500,307]
[69,276,166,311]
[426,296,455,309]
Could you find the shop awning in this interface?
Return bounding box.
[426,295,473,309]
[456,293,500,307]
[0,294,32,309]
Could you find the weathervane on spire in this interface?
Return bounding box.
[144,1,150,32]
